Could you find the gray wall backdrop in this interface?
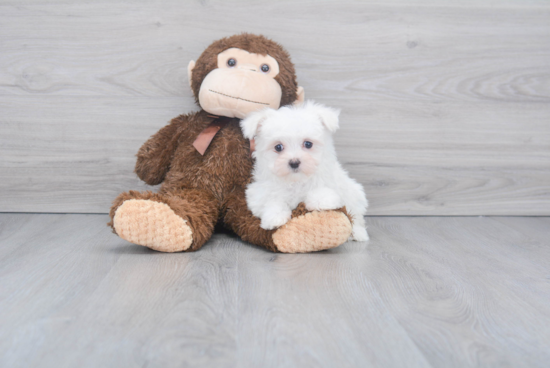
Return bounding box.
[1,0,549,215]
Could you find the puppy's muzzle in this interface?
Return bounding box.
[289,159,301,169]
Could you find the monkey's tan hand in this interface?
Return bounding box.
[271,203,352,253]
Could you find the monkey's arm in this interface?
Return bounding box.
[135,116,186,185]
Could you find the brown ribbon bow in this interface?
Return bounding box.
[192,115,255,156]
[192,116,227,155]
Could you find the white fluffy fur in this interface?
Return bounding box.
[240,101,369,241]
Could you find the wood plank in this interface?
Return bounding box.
[1,214,550,367]
[1,96,548,214]
[0,214,239,367]
[363,216,550,367]
[235,243,431,367]
[1,0,549,214]
[1,1,548,101]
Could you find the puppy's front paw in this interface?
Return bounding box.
[351,225,369,241]
[306,188,344,211]
[260,209,292,230]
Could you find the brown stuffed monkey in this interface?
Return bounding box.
[108,33,353,253]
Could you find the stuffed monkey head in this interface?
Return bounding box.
[188,34,305,119]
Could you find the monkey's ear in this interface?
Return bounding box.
[293,86,305,106]
[187,60,195,88]
[240,108,275,140]
[304,101,340,133]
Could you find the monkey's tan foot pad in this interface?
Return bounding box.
[113,199,193,252]
[272,210,352,253]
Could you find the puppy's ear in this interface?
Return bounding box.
[240,108,275,139]
[305,101,340,133]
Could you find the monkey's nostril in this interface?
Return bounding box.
[289,160,300,169]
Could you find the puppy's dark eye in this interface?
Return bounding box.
[261,64,270,73]
[227,58,236,67]
[304,141,313,149]
[274,144,284,152]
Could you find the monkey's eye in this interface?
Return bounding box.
[304,141,313,149]
[261,64,270,73]
[274,144,284,152]
[227,58,236,67]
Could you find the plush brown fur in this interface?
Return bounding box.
[109,33,352,252]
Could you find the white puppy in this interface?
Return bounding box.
[240,101,369,241]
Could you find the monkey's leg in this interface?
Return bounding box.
[223,187,352,253]
[108,189,219,252]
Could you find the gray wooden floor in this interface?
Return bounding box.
[0,214,548,367]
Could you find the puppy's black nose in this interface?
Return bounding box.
[289,160,300,169]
